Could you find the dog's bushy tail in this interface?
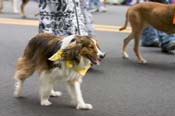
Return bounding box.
[119,10,129,31]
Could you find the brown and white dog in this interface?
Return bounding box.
[0,0,32,17]
[13,33,105,110]
[119,2,175,64]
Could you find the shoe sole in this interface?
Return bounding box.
[142,42,160,47]
[168,41,175,51]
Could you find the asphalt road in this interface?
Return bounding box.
[1,1,175,116]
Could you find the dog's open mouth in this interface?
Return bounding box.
[87,56,101,65]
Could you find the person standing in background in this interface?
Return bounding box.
[129,0,145,5]
[80,0,95,37]
[88,0,107,13]
[39,0,95,37]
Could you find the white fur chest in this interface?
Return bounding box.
[50,63,83,82]
[50,57,91,82]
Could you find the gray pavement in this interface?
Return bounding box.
[1,1,175,116]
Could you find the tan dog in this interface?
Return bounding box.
[119,2,175,63]
[0,0,33,18]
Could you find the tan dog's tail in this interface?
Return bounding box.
[119,10,129,31]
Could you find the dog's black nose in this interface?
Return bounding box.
[99,53,106,59]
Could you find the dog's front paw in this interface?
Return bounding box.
[41,100,52,106]
[139,59,147,64]
[76,103,93,110]
[14,91,22,98]
[122,52,129,59]
[14,81,23,97]
[51,90,62,97]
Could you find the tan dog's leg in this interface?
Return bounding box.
[122,33,134,59]
[0,0,3,13]
[133,30,147,64]
[131,18,147,64]
[128,11,146,64]
[21,0,29,18]
[14,57,34,97]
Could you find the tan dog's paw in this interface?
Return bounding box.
[139,59,147,64]
[122,52,129,59]
[14,91,22,97]
[76,103,93,110]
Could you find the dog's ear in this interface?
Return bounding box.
[63,42,82,64]
[73,44,82,64]
[63,36,91,64]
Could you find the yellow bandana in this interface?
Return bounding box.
[49,50,90,75]
[65,60,74,68]
[49,50,63,61]
[75,64,91,76]
[66,61,90,75]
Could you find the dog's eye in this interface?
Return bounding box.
[70,38,76,43]
[89,45,94,49]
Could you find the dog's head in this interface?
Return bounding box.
[62,36,105,65]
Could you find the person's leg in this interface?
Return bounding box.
[80,0,95,37]
[95,0,107,12]
[141,27,160,47]
[87,0,98,13]
[39,0,57,35]
[88,0,94,10]
[95,0,101,9]
[129,0,138,5]
[103,0,107,6]
[39,0,88,37]
[158,31,175,52]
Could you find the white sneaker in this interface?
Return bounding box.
[98,6,107,12]
[88,8,98,13]
[129,0,137,5]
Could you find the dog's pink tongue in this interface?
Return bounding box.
[95,60,101,65]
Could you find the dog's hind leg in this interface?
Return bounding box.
[133,30,147,64]
[39,71,54,106]
[128,12,147,64]
[122,33,134,59]
[13,57,34,97]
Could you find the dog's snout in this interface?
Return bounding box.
[99,52,106,59]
